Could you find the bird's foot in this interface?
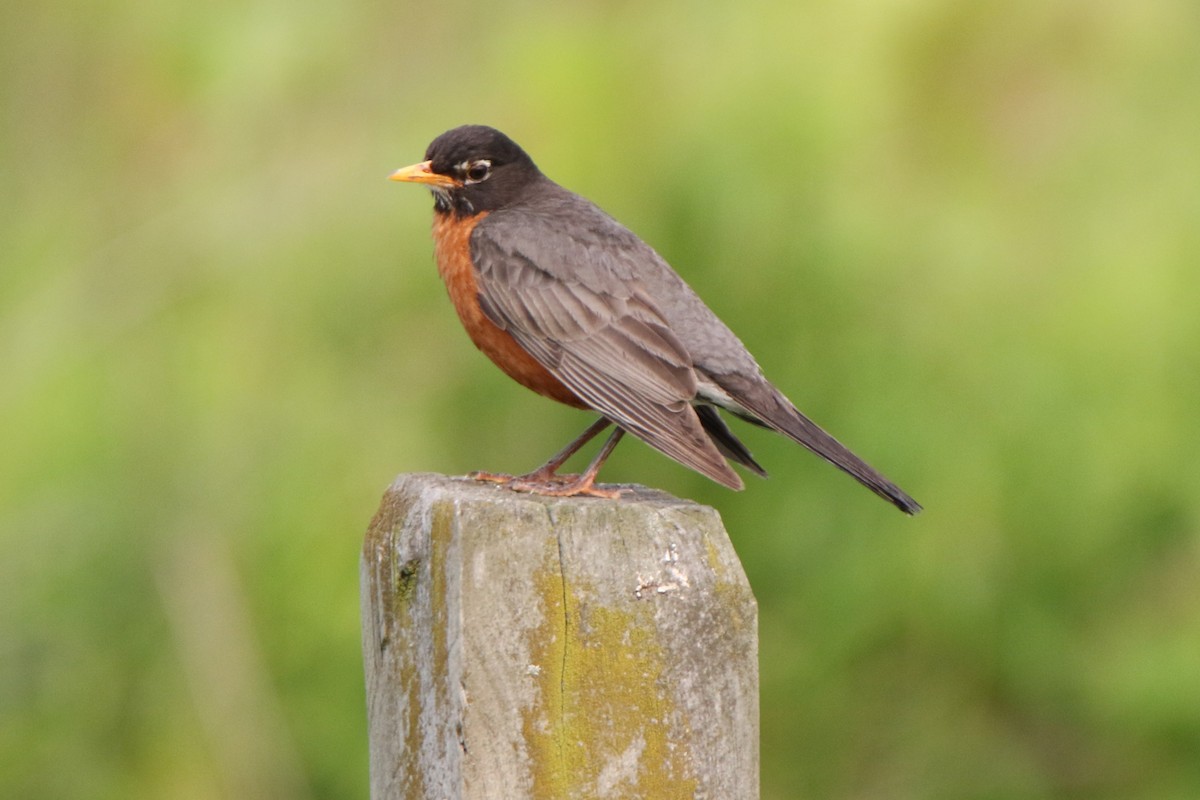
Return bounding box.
[467,470,620,500]
[508,475,621,500]
[467,470,520,485]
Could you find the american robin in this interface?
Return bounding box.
[390,125,921,513]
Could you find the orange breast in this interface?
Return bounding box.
[433,212,587,409]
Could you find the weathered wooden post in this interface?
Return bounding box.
[361,473,758,799]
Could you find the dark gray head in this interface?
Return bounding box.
[390,125,542,216]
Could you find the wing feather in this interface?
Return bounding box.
[472,215,742,489]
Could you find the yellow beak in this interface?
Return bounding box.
[388,160,461,187]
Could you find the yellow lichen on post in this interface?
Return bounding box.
[523,553,698,799]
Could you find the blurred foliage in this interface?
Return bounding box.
[2,0,1199,797]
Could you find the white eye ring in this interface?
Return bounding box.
[463,160,491,184]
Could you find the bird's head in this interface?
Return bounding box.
[389,125,541,216]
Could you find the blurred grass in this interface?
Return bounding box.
[3,0,1199,797]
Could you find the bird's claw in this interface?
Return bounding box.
[467,470,620,499]
[509,478,621,500]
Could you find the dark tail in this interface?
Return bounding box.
[719,375,922,514]
[696,404,768,478]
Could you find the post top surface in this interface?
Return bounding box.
[384,472,717,514]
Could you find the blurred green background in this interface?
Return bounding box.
[3,0,1199,797]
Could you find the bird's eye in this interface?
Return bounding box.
[465,160,491,183]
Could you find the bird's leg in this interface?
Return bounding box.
[469,417,612,486]
[509,427,626,499]
[520,417,613,482]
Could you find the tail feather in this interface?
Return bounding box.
[696,404,768,478]
[717,374,922,514]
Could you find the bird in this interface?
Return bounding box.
[389,125,921,513]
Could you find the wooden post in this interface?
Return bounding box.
[361,473,759,800]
